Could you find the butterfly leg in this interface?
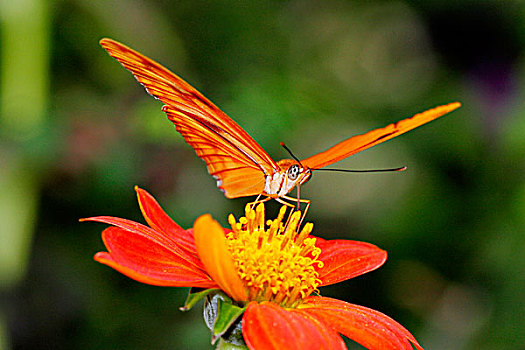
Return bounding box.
[299,199,311,227]
[249,193,264,211]
[281,195,310,215]
[278,195,311,227]
[276,196,311,225]
[247,195,272,214]
[274,196,298,229]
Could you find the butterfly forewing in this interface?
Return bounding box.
[100,38,279,197]
[301,102,461,170]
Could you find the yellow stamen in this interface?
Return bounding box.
[227,203,322,308]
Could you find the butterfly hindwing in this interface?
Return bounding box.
[162,106,267,197]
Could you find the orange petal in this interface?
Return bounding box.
[95,227,217,288]
[193,214,247,301]
[315,238,387,286]
[242,301,346,350]
[299,296,424,350]
[83,215,203,270]
[135,186,197,254]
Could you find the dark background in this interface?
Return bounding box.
[1,1,524,349]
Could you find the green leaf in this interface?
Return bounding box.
[180,288,221,311]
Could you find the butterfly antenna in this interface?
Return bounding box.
[280,142,304,167]
[312,166,407,173]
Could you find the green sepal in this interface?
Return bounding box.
[180,287,221,311]
[213,297,246,339]
[208,297,246,346]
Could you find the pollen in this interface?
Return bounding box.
[227,203,323,308]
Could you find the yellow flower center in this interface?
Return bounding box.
[227,203,323,308]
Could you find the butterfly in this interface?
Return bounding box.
[100,38,460,207]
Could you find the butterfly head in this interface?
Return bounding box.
[286,163,311,184]
[268,159,311,197]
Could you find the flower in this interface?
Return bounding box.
[82,187,424,350]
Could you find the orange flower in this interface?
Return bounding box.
[82,187,423,350]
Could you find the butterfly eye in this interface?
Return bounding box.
[287,164,301,181]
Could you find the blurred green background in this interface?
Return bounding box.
[1,0,524,349]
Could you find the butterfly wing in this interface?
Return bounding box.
[162,105,273,198]
[100,38,279,198]
[301,102,461,170]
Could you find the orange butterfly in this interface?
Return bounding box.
[100,38,460,206]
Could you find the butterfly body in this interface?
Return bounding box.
[100,38,460,202]
[263,160,311,198]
